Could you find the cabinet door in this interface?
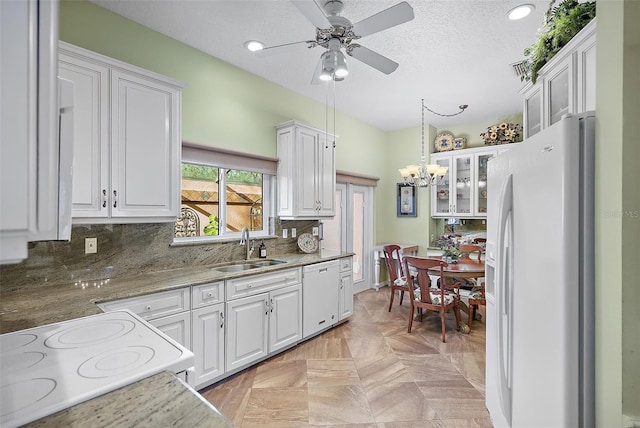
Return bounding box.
[316,133,336,216]
[226,293,268,372]
[523,85,542,138]
[339,272,353,321]
[149,311,191,350]
[451,154,473,215]
[269,284,302,353]
[431,156,452,217]
[192,303,225,388]
[110,69,180,220]
[545,56,574,127]
[296,126,321,216]
[474,151,495,217]
[577,32,596,113]
[59,55,110,218]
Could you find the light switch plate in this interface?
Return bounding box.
[282,229,288,239]
[291,228,297,238]
[312,227,319,236]
[85,238,97,254]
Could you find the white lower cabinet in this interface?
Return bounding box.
[149,311,191,350]
[302,260,340,338]
[191,303,225,388]
[226,283,302,373]
[339,273,354,321]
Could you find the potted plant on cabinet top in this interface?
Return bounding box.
[520,0,597,84]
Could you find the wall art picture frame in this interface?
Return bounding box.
[397,183,417,217]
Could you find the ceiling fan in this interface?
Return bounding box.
[249,0,415,83]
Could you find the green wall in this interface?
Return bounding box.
[596,0,640,425]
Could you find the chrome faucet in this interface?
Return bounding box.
[240,227,254,260]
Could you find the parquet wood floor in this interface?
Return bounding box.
[200,286,492,427]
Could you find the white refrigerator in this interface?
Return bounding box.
[485,112,595,428]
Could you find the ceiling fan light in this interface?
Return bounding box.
[320,51,335,81]
[244,40,264,52]
[335,51,348,77]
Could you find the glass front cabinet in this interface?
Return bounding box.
[431,146,513,219]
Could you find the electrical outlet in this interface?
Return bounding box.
[291,228,297,238]
[85,238,97,254]
[282,229,288,239]
[312,227,319,236]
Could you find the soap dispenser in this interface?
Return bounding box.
[259,240,267,258]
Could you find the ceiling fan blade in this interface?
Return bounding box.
[347,44,399,75]
[351,1,414,37]
[291,0,332,29]
[254,40,315,57]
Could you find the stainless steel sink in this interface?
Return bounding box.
[214,260,287,273]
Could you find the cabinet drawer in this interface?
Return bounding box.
[226,268,301,300]
[339,257,352,272]
[192,281,224,308]
[98,288,190,321]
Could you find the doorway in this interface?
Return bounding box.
[322,183,373,294]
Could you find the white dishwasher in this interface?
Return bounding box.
[302,260,339,338]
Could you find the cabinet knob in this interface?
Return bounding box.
[207,292,213,297]
[146,305,151,311]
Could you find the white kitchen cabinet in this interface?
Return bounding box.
[192,302,225,388]
[225,270,302,373]
[58,42,183,223]
[302,260,340,338]
[1,0,59,264]
[522,19,596,138]
[97,287,191,350]
[276,120,336,218]
[149,311,192,350]
[338,257,354,321]
[430,151,474,217]
[431,146,514,218]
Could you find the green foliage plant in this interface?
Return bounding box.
[521,0,596,84]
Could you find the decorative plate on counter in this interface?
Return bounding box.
[297,233,318,253]
[434,133,454,152]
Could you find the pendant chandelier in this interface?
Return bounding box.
[398,99,449,187]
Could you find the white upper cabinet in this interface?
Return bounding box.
[431,146,513,218]
[522,19,596,139]
[1,0,59,264]
[276,120,336,218]
[58,42,184,223]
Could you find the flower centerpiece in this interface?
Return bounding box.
[442,246,461,261]
[481,122,522,145]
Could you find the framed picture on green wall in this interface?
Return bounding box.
[397,184,416,217]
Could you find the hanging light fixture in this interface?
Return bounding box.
[398,99,449,187]
[319,39,348,82]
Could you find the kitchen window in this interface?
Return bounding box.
[174,143,277,243]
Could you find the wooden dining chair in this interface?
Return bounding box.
[383,244,409,312]
[402,256,462,343]
[472,237,486,245]
[468,281,486,326]
[459,243,483,261]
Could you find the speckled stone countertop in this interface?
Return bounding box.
[0,250,350,334]
[25,371,235,427]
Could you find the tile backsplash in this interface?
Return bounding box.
[0,220,317,291]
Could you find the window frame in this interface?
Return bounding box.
[173,143,277,245]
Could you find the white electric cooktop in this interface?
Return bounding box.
[0,310,194,427]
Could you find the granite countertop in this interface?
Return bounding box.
[0,250,351,334]
[25,371,234,427]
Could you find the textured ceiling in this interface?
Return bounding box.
[90,0,548,131]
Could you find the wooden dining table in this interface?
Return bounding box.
[426,256,486,279]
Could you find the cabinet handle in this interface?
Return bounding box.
[265,300,269,315]
[270,298,273,313]
[340,278,344,289]
[113,190,118,208]
[102,189,107,208]
[220,312,224,329]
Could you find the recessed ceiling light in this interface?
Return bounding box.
[244,40,264,52]
[507,4,534,20]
